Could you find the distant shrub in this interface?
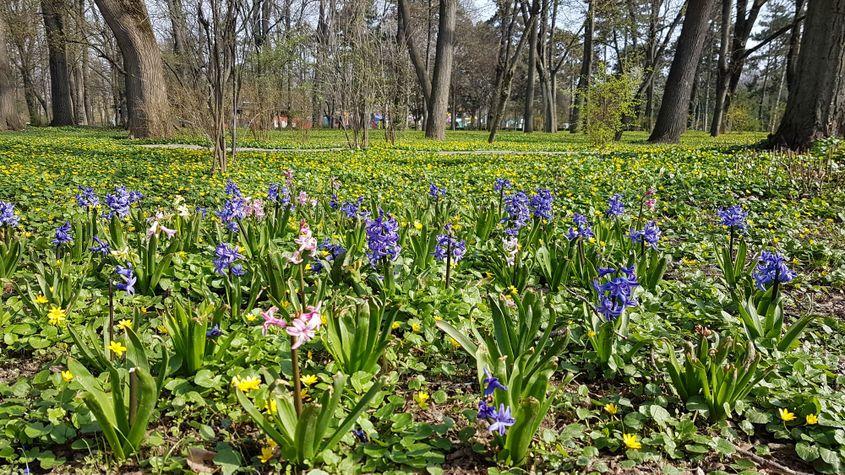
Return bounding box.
[584,67,640,145]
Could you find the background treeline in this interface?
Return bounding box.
[0,0,842,162]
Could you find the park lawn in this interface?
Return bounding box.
[0,127,843,473]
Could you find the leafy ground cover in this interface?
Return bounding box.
[0,128,844,474]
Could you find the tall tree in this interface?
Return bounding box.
[93,0,169,137]
[768,0,845,150]
[0,15,24,130]
[398,0,456,139]
[41,0,74,125]
[522,0,539,132]
[569,0,593,133]
[649,0,716,143]
[487,0,533,143]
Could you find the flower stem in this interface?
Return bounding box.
[290,343,303,416]
[445,239,452,288]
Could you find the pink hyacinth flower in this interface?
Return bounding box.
[261,306,287,335]
[286,315,319,349]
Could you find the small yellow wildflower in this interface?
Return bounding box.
[448,337,461,348]
[264,399,277,414]
[604,403,618,415]
[35,295,49,304]
[61,370,74,382]
[411,322,422,333]
[414,391,430,409]
[116,319,132,330]
[232,375,261,393]
[108,341,127,357]
[157,324,169,334]
[587,330,597,338]
[391,321,400,330]
[779,408,796,422]
[47,306,67,326]
[413,221,423,230]
[508,285,518,296]
[805,414,818,425]
[301,374,318,386]
[258,442,276,463]
[622,433,641,450]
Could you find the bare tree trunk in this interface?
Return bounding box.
[523,0,539,133]
[425,0,456,139]
[0,17,23,130]
[769,0,845,150]
[569,0,593,133]
[710,0,732,136]
[785,0,805,97]
[41,0,74,126]
[649,0,716,143]
[94,0,169,137]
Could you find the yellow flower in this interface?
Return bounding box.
[779,408,796,422]
[108,341,127,357]
[508,285,518,296]
[258,444,276,463]
[116,319,132,330]
[61,370,74,382]
[232,375,261,393]
[413,220,423,230]
[411,322,422,333]
[604,403,618,415]
[157,324,169,334]
[622,433,641,450]
[805,414,818,425]
[448,337,461,348]
[301,374,318,386]
[391,321,400,330]
[587,330,596,338]
[35,295,49,304]
[264,399,277,414]
[414,391,430,409]
[47,306,67,326]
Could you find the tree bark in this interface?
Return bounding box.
[569,0,593,133]
[523,0,539,133]
[425,0,456,139]
[649,0,716,143]
[0,16,23,130]
[768,0,845,150]
[41,0,74,126]
[94,0,169,137]
[785,0,805,97]
[710,0,732,136]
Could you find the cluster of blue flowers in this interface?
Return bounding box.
[75,186,99,208]
[433,233,466,263]
[90,236,110,255]
[311,239,347,272]
[593,266,639,321]
[429,183,446,200]
[365,210,401,266]
[224,179,242,197]
[503,191,530,236]
[477,369,515,436]
[753,251,796,290]
[493,178,512,192]
[104,186,142,219]
[214,242,245,276]
[115,263,136,295]
[0,201,19,227]
[630,221,661,249]
[529,188,553,220]
[606,194,625,217]
[718,205,748,232]
[567,213,594,241]
[267,183,290,206]
[53,222,73,246]
[216,197,247,232]
[340,197,367,219]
